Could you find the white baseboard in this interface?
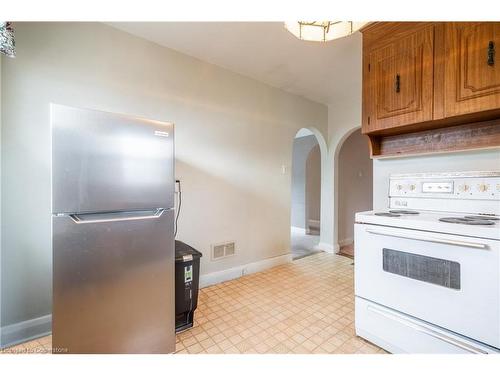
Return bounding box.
[291,226,306,235]
[338,238,354,247]
[1,314,52,349]
[199,253,292,288]
[314,242,338,253]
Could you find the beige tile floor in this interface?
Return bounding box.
[1,252,384,354]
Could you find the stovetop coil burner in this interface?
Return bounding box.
[389,210,420,215]
[464,215,500,221]
[374,212,401,217]
[439,217,496,225]
[375,210,420,217]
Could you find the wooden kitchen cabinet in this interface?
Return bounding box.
[444,22,500,117]
[363,25,434,133]
[361,22,500,158]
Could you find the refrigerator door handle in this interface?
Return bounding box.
[69,208,165,224]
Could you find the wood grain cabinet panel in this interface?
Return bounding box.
[445,22,500,117]
[363,26,434,133]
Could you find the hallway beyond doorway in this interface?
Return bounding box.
[291,227,321,260]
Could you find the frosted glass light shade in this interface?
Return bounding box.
[284,21,366,42]
[0,22,15,57]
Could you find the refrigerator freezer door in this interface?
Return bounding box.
[51,104,174,214]
[52,209,175,354]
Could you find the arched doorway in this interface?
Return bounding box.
[290,128,322,259]
[336,128,372,258]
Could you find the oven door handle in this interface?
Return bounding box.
[366,305,489,354]
[365,229,489,249]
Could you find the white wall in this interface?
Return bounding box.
[323,85,363,251]
[0,22,328,332]
[338,129,372,245]
[317,31,363,252]
[373,149,500,210]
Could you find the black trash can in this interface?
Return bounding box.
[175,240,202,333]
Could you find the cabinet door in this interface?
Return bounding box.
[444,22,500,117]
[363,26,434,133]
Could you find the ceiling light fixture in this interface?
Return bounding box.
[284,21,366,42]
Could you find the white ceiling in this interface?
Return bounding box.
[108,22,362,106]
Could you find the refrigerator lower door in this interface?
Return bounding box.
[52,209,175,354]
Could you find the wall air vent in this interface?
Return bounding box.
[213,245,225,260]
[211,242,236,260]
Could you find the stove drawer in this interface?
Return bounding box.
[355,297,498,354]
[355,224,500,349]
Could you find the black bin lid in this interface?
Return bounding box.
[175,240,203,262]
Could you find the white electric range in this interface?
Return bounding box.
[354,171,500,354]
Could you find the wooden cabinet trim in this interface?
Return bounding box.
[362,22,437,53]
[433,23,446,120]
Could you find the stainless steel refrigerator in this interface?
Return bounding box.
[51,104,175,354]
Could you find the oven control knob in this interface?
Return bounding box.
[396,184,403,191]
[458,184,470,192]
[478,183,489,192]
[409,184,416,191]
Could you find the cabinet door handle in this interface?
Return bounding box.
[488,41,495,66]
[395,74,401,93]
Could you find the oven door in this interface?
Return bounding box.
[355,223,500,349]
